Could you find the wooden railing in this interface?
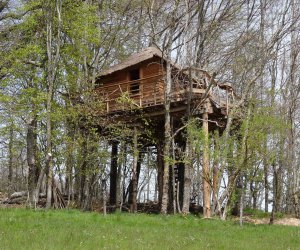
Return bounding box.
[95,74,231,114]
[95,74,162,113]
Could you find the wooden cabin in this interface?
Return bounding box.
[95,47,233,122]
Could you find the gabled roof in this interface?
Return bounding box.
[99,47,163,77]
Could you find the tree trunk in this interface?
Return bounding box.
[128,153,142,204]
[65,116,75,202]
[161,31,173,214]
[82,173,93,211]
[263,145,269,212]
[45,0,62,209]
[270,162,278,224]
[212,162,218,214]
[116,147,122,206]
[156,141,164,206]
[239,176,244,226]
[130,126,138,213]
[27,117,38,208]
[8,124,13,193]
[109,141,118,205]
[102,179,107,216]
[182,141,191,214]
[202,103,211,218]
[171,138,177,214]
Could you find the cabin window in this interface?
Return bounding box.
[129,69,140,81]
[129,69,140,95]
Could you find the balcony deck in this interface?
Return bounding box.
[95,74,232,117]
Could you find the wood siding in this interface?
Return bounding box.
[94,58,217,114]
[95,58,166,113]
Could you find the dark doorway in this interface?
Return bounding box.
[129,69,140,95]
[130,69,140,81]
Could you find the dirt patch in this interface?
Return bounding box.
[274,218,300,226]
[243,216,300,226]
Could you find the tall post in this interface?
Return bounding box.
[119,143,127,211]
[156,141,164,205]
[172,137,177,214]
[109,141,118,205]
[130,126,138,213]
[203,101,211,218]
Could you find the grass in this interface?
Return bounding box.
[243,207,284,219]
[0,208,299,250]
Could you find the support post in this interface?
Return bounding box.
[130,126,138,213]
[203,102,211,218]
[109,141,118,206]
[157,141,164,205]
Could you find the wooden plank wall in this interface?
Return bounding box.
[95,58,165,112]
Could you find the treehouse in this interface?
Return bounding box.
[95,47,234,126]
[94,47,236,213]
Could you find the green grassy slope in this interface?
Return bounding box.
[0,209,299,250]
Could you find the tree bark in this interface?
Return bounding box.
[27,117,38,207]
[157,141,164,205]
[130,126,138,213]
[8,124,13,193]
[202,102,211,218]
[128,152,142,204]
[239,175,244,226]
[182,141,191,214]
[161,25,174,213]
[102,179,107,216]
[65,115,75,202]
[45,0,62,209]
[263,143,269,212]
[109,141,118,205]
[212,161,218,214]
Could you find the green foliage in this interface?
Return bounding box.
[116,92,142,111]
[243,208,284,219]
[243,208,270,218]
[186,118,206,152]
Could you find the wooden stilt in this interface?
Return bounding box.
[130,126,138,213]
[203,101,211,218]
[109,141,118,206]
[157,141,164,206]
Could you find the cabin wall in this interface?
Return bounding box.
[100,71,128,85]
[141,60,165,106]
[95,58,165,112]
